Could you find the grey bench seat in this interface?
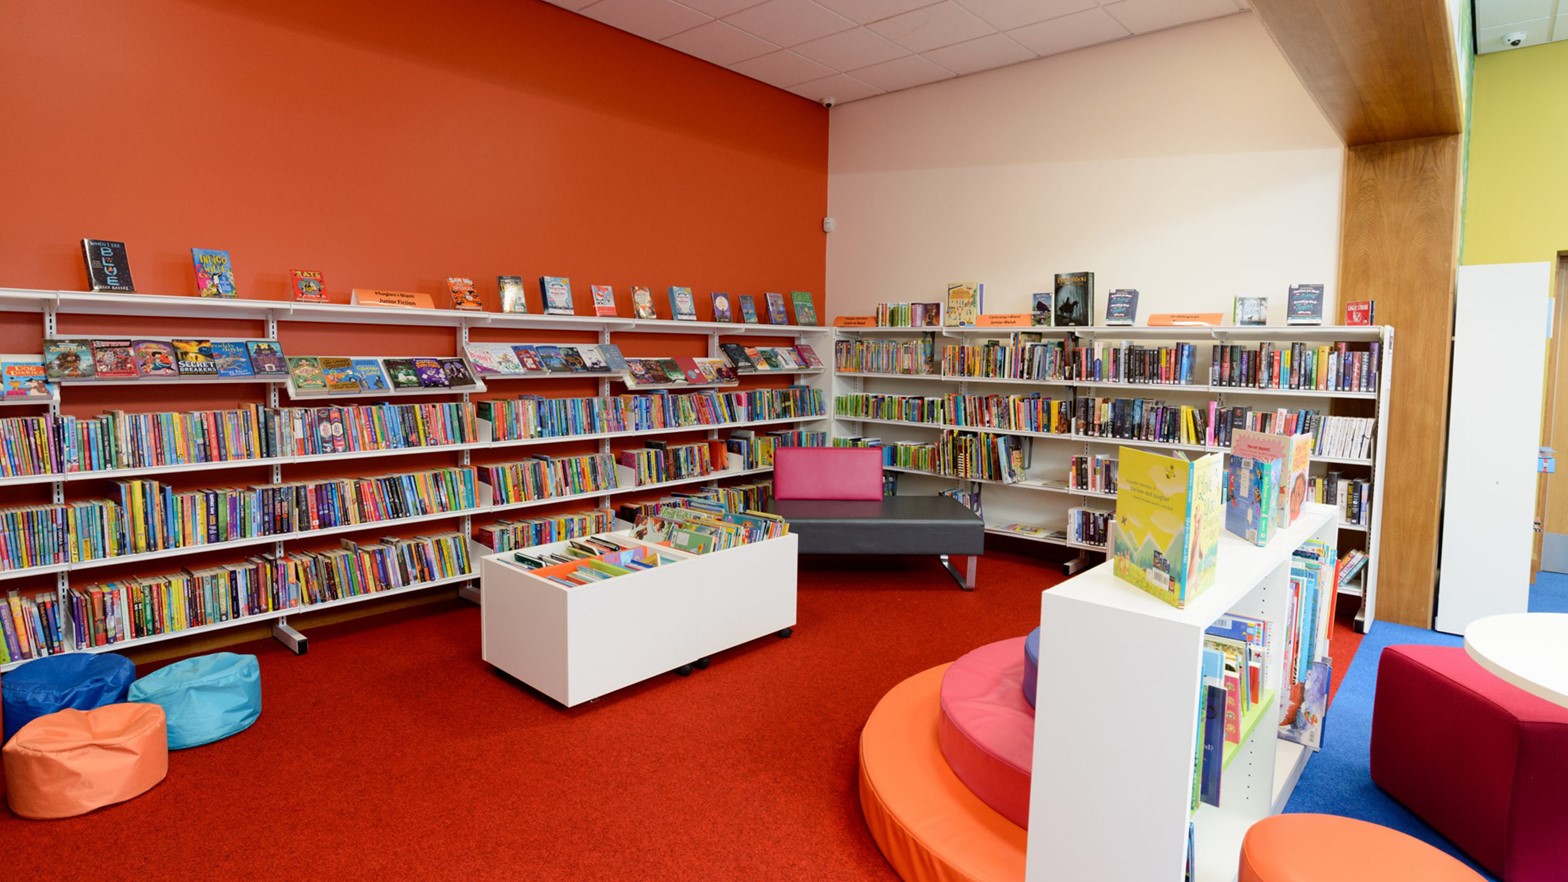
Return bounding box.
[771,496,984,588]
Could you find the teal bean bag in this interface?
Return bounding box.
[128,652,261,749]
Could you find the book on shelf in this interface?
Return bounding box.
[631,285,657,319]
[210,341,255,378]
[1197,646,1226,807]
[1067,507,1111,547]
[91,339,138,379]
[540,276,574,315]
[319,357,361,393]
[1224,449,1279,547]
[44,340,94,379]
[710,292,733,323]
[1111,446,1222,609]
[1280,540,1333,749]
[464,343,526,375]
[1054,272,1093,326]
[598,343,628,372]
[172,339,217,375]
[945,282,981,326]
[765,292,789,324]
[498,275,527,313]
[246,341,288,376]
[1105,289,1139,326]
[1031,292,1053,326]
[1231,429,1312,528]
[577,345,608,372]
[82,238,135,293]
[352,358,389,390]
[720,343,757,372]
[791,291,818,326]
[1345,300,1376,325]
[590,285,617,317]
[438,357,475,388]
[191,248,237,299]
[0,357,48,397]
[739,295,759,323]
[292,269,327,303]
[134,340,178,378]
[668,286,697,321]
[289,356,326,391]
[511,346,545,373]
[794,343,824,369]
[383,358,420,389]
[1234,296,1268,326]
[448,277,482,311]
[1286,284,1324,325]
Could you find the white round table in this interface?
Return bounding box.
[1463,612,1568,709]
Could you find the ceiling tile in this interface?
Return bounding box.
[812,0,944,24]
[867,1,996,52]
[581,0,712,42]
[1474,0,1556,30]
[663,19,778,65]
[729,48,837,87]
[676,0,768,15]
[921,32,1037,75]
[541,0,600,9]
[1101,0,1241,35]
[849,52,957,90]
[1005,6,1129,56]
[788,73,886,103]
[792,26,910,68]
[722,0,857,46]
[953,0,1096,31]
[1477,17,1554,52]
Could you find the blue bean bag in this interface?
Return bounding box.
[128,652,260,750]
[2,652,136,744]
[1022,627,1040,709]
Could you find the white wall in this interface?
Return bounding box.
[826,13,1344,324]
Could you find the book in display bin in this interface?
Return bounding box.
[1224,451,1279,547]
[668,286,697,322]
[1234,296,1268,326]
[739,295,759,324]
[292,269,327,303]
[498,276,527,313]
[790,291,818,326]
[945,282,981,326]
[631,286,657,320]
[591,285,617,317]
[711,292,733,323]
[1287,284,1324,325]
[1231,429,1312,529]
[1053,272,1093,326]
[540,276,574,316]
[82,238,135,293]
[448,277,482,311]
[1110,445,1222,609]
[1031,292,1053,326]
[765,292,788,325]
[1105,289,1139,326]
[191,248,237,299]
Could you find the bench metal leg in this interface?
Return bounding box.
[940,554,978,590]
[1062,552,1092,576]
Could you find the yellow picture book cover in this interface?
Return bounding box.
[1112,446,1223,608]
[945,282,981,326]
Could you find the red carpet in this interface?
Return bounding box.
[0,549,1060,882]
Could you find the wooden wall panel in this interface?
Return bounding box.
[1250,0,1462,143]
[1339,136,1463,626]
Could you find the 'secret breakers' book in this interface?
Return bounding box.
[1111,446,1223,609]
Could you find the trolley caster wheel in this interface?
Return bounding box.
[675,664,694,677]
[777,627,793,639]
[694,657,711,670]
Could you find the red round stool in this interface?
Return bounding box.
[1239,814,1485,881]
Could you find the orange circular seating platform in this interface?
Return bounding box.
[859,664,1025,882]
[1239,814,1487,882]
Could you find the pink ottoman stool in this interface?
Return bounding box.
[1370,644,1568,882]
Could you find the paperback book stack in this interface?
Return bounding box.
[481,453,619,505]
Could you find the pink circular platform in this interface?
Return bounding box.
[937,636,1036,830]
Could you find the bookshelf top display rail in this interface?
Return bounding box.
[0,289,829,336]
[833,324,1388,342]
[837,372,1379,401]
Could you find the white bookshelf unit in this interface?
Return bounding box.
[0,288,831,670]
[831,323,1391,629]
[480,531,798,706]
[1026,504,1338,882]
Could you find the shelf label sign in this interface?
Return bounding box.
[351,288,435,310]
[976,313,1031,327]
[832,315,877,327]
[1148,312,1224,326]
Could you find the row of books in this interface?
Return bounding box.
[833,337,938,375]
[532,281,815,325]
[41,338,288,381]
[466,341,627,375]
[1067,342,1201,385]
[872,301,945,328]
[1068,455,1118,494]
[1066,507,1111,547]
[719,343,825,373]
[620,441,719,486]
[482,453,619,506]
[0,402,479,479]
[1279,541,1333,749]
[513,539,687,587]
[0,467,478,571]
[625,357,738,388]
[1210,342,1380,393]
[941,339,1067,380]
[474,508,616,552]
[475,387,824,443]
[631,498,790,554]
[290,355,477,394]
[933,430,1027,483]
[1309,474,1372,526]
[1194,612,1270,809]
[2,533,472,663]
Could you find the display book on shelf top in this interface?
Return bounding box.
[1027,504,1339,882]
[0,288,832,670]
[829,323,1390,624]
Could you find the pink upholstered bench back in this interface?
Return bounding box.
[774,446,883,501]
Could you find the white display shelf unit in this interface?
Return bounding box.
[480,531,798,707]
[831,322,1392,628]
[1026,505,1338,882]
[0,285,831,666]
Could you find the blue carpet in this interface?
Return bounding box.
[1283,577,1568,879]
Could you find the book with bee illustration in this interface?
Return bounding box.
[1111,446,1222,609]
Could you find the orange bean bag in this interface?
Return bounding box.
[2,703,168,819]
[1239,813,1486,881]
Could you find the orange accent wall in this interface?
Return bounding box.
[0,0,827,322]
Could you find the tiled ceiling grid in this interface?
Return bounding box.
[1473,0,1568,53]
[544,0,1252,104]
